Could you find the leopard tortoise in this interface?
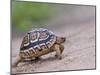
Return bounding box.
[12,28,66,67]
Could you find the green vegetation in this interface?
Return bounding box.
[12,0,53,31]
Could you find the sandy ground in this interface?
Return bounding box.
[11,5,96,74]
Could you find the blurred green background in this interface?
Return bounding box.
[12,0,54,32]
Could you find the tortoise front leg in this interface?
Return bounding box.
[59,44,64,54]
[54,44,63,59]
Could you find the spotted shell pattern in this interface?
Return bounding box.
[20,28,56,59]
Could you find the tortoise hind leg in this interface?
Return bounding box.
[12,55,22,67]
[54,44,64,59]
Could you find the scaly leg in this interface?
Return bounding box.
[59,44,64,54]
[55,44,62,59]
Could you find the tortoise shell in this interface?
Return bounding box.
[19,28,56,59]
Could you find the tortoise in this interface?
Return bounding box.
[12,28,66,67]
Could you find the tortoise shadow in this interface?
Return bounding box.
[22,56,60,66]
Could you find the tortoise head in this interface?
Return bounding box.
[56,36,66,44]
